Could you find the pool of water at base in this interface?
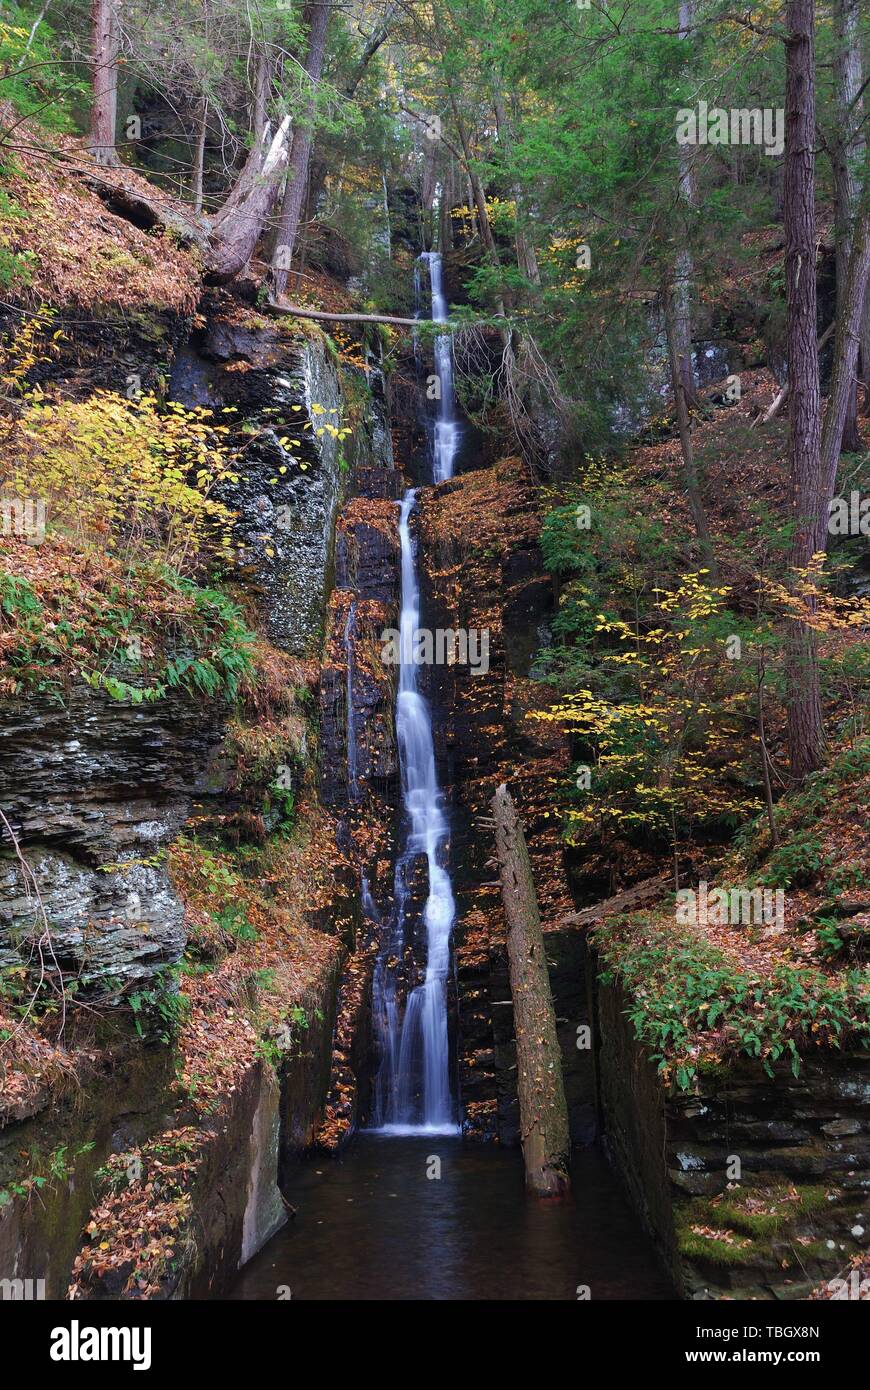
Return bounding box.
[227,1135,675,1301]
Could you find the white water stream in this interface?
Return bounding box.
[370,253,460,1132]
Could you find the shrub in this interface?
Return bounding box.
[760,833,826,889]
[12,392,238,574]
[595,913,870,1089]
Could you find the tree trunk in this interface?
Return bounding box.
[207,115,292,283]
[70,112,294,281]
[757,662,779,848]
[343,2,398,99]
[490,783,571,1199]
[862,287,870,415]
[458,115,501,272]
[443,88,512,324]
[816,211,870,551]
[266,302,437,327]
[302,5,399,230]
[494,95,542,295]
[437,159,453,253]
[784,0,825,780]
[192,99,208,214]
[212,123,271,231]
[671,0,698,406]
[90,0,119,166]
[428,0,505,303]
[252,44,272,143]
[832,0,864,451]
[271,0,333,298]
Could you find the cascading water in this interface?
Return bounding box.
[421,251,460,483]
[370,252,460,1133]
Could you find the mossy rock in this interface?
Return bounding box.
[677,1182,836,1271]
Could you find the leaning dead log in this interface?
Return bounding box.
[752,320,835,427]
[65,116,293,285]
[206,116,292,284]
[490,783,570,1198]
[211,123,276,231]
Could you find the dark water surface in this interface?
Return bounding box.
[228,1135,675,1301]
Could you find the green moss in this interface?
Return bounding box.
[277,314,326,347]
[96,246,142,272]
[710,1203,783,1239]
[678,1183,836,1274]
[791,1184,832,1215]
[677,1226,762,1267]
[688,1184,829,1239]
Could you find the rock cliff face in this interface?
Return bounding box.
[1,293,353,1007]
[0,687,225,1000]
[0,948,343,1299]
[0,285,369,1294]
[321,501,401,814]
[315,409,403,1146]
[171,299,346,658]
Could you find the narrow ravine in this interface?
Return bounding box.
[370,253,459,1133]
[225,254,675,1301]
[228,1138,673,1302]
[4,0,870,1333]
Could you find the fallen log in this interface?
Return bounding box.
[490,783,570,1198]
[59,143,459,317]
[206,116,293,284]
[265,301,438,329]
[555,871,672,930]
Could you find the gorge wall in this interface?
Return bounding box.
[0,279,372,1296]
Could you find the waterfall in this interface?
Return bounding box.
[369,254,460,1134]
[420,251,460,484]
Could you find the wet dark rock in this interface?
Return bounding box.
[320,629,398,814]
[822,1118,863,1137]
[836,912,870,943]
[354,468,404,500]
[172,306,345,657]
[834,893,870,916]
[335,517,400,603]
[320,492,400,816]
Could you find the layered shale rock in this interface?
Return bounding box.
[171,301,345,658]
[0,686,225,999]
[597,977,870,1300]
[316,449,404,1145]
